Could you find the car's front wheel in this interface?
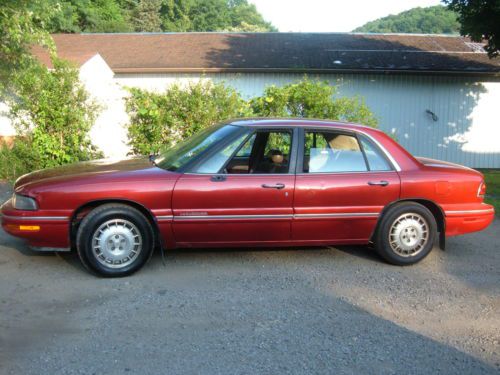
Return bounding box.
[76,204,155,277]
[375,202,437,265]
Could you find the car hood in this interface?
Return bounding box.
[15,157,168,190]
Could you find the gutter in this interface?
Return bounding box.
[112,67,500,78]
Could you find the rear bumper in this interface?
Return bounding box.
[444,204,495,236]
[1,200,71,249]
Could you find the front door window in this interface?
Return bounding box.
[226,130,292,174]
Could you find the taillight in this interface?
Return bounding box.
[478,182,486,198]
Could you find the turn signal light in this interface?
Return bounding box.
[6,224,40,232]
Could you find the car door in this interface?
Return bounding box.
[172,127,298,246]
[293,128,400,242]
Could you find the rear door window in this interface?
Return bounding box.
[359,135,392,171]
[304,130,367,173]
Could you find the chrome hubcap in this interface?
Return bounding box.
[92,219,142,269]
[389,213,429,257]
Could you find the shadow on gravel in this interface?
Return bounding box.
[334,244,383,262]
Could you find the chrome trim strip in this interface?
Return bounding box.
[174,214,294,220]
[167,213,379,221]
[445,209,494,215]
[1,215,69,221]
[184,172,292,176]
[29,246,71,252]
[156,215,174,221]
[294,213,379,218]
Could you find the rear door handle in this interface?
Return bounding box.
[368,180,389,187]
[262,183,285,190]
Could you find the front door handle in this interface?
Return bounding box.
[262,183,285,190]
[368,180,389,187]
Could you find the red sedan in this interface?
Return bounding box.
[1,119,494,277]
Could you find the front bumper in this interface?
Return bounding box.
[1,199,71,249]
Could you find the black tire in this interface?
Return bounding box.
[374,202,437,266]
[76,204,155,277]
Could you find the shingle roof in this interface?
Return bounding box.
[34,33,500,75]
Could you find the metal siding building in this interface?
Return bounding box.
[115,72,500,168]
[2,33,499,167]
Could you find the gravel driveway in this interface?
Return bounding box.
[0,182,499,375]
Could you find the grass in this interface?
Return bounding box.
[480,169,500,216]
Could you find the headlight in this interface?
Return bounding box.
[12,194,38,210]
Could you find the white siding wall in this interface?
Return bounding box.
[115,72,500,168]
[79,55,130,159]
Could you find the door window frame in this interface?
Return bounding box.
[186,126,300,176]
[296,127,397,175]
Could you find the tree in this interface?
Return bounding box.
[250,78,378,127]
[227,0,276,32]
[187,0,232,31]
[0,1,102,179]
[43,0,276,33]
[353,5,460,34]
[160,0,275,32]
[47,0,133,33]
[131,0,162,32]
[8,57,102,168]
[443,0,500,58]
[0,0,54,95]
[160,0,193,31]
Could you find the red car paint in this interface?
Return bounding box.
[1,119,495,251]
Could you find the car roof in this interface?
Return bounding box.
[227,118,376,131]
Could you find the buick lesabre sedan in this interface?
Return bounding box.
[1,119,495,277]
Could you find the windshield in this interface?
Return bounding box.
[155,124,241,172]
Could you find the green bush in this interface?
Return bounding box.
[125,80,252,155]
[8,56,102,170]
[250,77,378,127]
[0,138,41,182]
[126,77,378,156]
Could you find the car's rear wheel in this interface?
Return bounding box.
[76,204,154,277]
[375,202,437,265]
